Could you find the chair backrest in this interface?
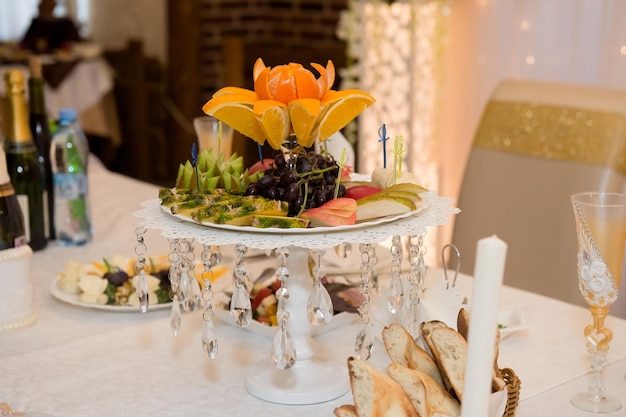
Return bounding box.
[452,78,626,311]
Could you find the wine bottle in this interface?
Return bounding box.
[3,70,48,251]
[50,108,92,246]
[28,55,54,240]
[0,146,27,250]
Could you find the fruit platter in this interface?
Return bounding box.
[133,56,459,405]
[157,57,433,234]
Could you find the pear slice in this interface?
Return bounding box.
[384,182,428,195]
[356,196,415,221]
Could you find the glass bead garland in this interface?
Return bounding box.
[134,225,149,313]
[355,243,375,361]
[388,235,404,314]
[407,234,426,338]
[231,244,252,327]
[201,244,220,359]
[272,247,296,369]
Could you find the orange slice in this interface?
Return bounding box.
[316,89,375,140]
[254,100,290,149]
[202,94,266,145]
[212,86,258,99]
[289,98,320,147]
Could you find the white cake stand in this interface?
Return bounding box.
[133,191,458,405]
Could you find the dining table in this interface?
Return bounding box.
[1,157,626,417]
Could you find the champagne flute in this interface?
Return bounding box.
[570,192,626,413]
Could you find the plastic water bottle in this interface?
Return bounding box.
[50,108,92,245]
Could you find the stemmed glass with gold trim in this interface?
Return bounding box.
[570,192,626,413]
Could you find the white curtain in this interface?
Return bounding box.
[0,0,39,42]
[439,0,626,248]
[438,0,626,316]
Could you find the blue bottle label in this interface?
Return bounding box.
[53,173,87,199]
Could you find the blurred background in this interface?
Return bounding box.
[1,0,625,257]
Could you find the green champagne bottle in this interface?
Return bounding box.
[28,55,54,240]
[3,70,48,251]
[0,146,27,250]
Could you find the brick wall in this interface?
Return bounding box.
[198,0,348,101]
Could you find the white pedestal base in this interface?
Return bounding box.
[245,356,350,405]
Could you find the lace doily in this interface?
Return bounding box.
[133,192,459,250]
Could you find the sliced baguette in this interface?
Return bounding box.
[334,404,358,417]
[420,320,452,391]
[347,357,419,417]
[457,308,506,392]
[382,324,445,387]
[427,326,468,401]
[387,363,461,417]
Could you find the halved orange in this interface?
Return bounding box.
[289,98,320,147]
[269,65,299,104]
[316,90,375,141]
[203,94,266,144]
[254,100,290,149]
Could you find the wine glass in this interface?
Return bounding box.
[570,192,626,413]
[193,116,234,157]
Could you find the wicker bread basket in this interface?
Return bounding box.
[500,368,521,417]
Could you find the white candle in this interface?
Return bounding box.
[460,235,507,417]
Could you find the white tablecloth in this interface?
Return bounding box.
[1,159,626,416]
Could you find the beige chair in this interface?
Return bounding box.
[452,79,626,315]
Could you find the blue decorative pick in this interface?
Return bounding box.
[257,143,264,164]
[378,124,389,168]
[191,142,199,188]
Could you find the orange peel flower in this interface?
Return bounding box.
[202,58,375,150]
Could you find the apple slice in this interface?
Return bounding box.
[301,198,357,227]
[345,184,384,200]
[356,196,415,221]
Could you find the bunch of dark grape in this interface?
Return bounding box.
[245,150,347,216]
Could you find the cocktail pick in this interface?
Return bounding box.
[378,123,389,168]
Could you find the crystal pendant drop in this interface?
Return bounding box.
[170,295,182,336]
[387,275,404,314]
[306,283,334,326]
[137,274,149,313]
[202,319,218,359]
[179,268,191,311]
[272,327,296,369]
[354,322,374,361]
[408,303,421,339]
[230,285,252,326]
[187,277,202,312]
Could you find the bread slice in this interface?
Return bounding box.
[387,363,461,417]
[457,308,506,392]
[420,320,452,391]
[427,326,467,401]
[382,324,445,387]
[334,404,358,417]
[347,357,419,417]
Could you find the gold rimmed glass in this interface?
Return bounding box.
[570,192,626,413]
